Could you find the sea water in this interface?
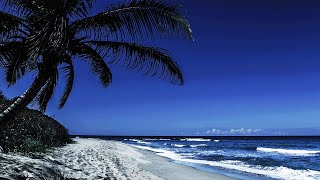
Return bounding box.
[109,136,320,180]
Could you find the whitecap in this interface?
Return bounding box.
[181,138,211,142]
[128,139,151,145]
[257,147,320,156]
[136,141,151,145]
[133,145,320,180]
[197,150,224,156]
[129,139,139,142]
[133,145,184,160]
[173,144,186,148]
[144,138,170,141]
[180,153,195,158]
[190,144,208,148]
[165,144,186,148]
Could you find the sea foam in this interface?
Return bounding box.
[144,138,171,141]
[170,144,186,148]
[128,139,151,145]
[181,138,211,142]
[190,144,208,148]
[257,147,320,156]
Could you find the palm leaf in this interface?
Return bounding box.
[0,41,36,85]
[0,11,25,38]
[86,40,184,85]
[26,15,69,59]
[58,54,75,109]
[65,0,95,18]
[34,70,58,112]
[69,41,112,87]
[3,0,93,17]
[71,0,193,41]
[0,42,13,67]
[2,0,44,15]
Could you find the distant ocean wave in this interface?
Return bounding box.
[165,143,186,148]
[128,139,139,142]
[127,139,151,145]
[257,147,320,156]
[197,150,224,156]
[165,143,209,148]
[190,144,208,148]
[180,138,211,142]
[144,138,171,141]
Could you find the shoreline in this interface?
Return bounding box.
[133,145,236,180]
[0,138,236,179]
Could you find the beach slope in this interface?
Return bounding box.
[0,138,234,179]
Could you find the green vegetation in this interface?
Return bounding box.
[0,91,71,153]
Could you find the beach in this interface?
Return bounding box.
[0,138,235,179]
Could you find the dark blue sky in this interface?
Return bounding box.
[2,0,320,135]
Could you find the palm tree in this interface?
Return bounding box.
[0,0,192,125]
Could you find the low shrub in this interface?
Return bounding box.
[0,92,71,153]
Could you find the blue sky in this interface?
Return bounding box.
[2,0,320,135]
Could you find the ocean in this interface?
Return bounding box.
[96,136,320,180]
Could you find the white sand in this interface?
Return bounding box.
[50,138,162,179]
[0,138,235,180]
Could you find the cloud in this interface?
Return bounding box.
[202,128,320,136]
[205,128,264,135]
[272,131,288,135]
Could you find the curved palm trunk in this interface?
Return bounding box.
[0,73,50,125]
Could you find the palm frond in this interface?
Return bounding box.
[0,41,36,85]
[65,0,95,18]
[69,41,112,87]
[71,0,192,41]
[5,56,36,86]
[0,42,13,67]
[0,11,25,38]
[26,15,69,59]
[34,70,58,112]
[58,54,74,109]
[3,0,92,17]
[86,40,184,85]
[2,0,44,15]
